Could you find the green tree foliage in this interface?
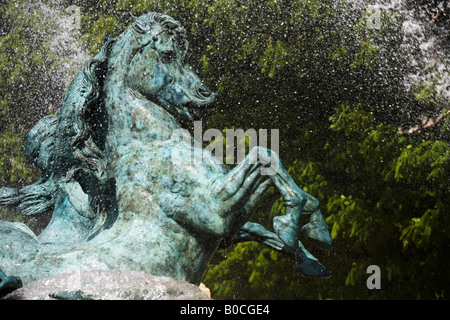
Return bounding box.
[0,0,448,299]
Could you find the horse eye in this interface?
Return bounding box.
[153,35,158,42]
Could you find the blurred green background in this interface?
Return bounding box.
[0,0,448,299]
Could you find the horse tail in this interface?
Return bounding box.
[0,36,116,218]
[0,188,21,207]
[0,115,58,216]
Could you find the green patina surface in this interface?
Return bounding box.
[0,13,332,297]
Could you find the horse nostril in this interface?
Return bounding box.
[197,85,213,99]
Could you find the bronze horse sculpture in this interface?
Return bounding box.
[0,13,332,297]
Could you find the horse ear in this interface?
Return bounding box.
[131,15,145,34]
[131,15,153,47]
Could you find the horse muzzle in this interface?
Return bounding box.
[192,84,216,106]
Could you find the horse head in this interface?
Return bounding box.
[126,13,215,123]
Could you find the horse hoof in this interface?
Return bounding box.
[273,215,299,251]
[296,258,331,278]
[301,212,333,250]
[301,223,333,251]
[0,273,23,298]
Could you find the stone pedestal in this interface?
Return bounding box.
[2,270,211,300]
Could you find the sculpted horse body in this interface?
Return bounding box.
[0,13,332,296]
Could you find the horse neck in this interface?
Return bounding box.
[103,32,182,157]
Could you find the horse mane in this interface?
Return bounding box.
[66,36,116,197]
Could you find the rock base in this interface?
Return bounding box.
[2,270,211,300]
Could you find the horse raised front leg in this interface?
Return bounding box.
[220,222,331,278]
[211,146,332,252]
